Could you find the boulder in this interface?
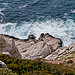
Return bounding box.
[28,34,36,40]
[2,52,11,56]
[38,33,44,41]
[0,60,7,68]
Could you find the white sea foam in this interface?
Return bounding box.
[19,0,39,9]
[0,19,75,46]
[19,5,28,9]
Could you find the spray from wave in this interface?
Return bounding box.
[0,18,75,46]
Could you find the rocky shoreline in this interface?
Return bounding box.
[0,33,75,61]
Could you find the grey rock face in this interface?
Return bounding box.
[45,42,75,60]
[0,33,74,61]
[0,35,21,59]
[0,33,62,60]
[14,33,62,59]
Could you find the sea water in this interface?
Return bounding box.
[0,0,75,46]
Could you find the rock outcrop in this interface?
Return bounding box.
[14,33,62,59]
[0,33,62,60]
[0,35,21,59]
[0,33,74,61]
[0,60,7,68]
[45,42,75,60]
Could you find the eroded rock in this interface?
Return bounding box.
[0,33,62,60]
[0,60,7,68]
[15,33,62,59]
[0,35,21,59]
[45,42,75,60]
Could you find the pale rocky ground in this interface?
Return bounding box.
[45,42,75,61]
[0,33,75,61]
[0,60,7,68]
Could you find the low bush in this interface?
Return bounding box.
[0,68,17,75]
[0,54,75,75]
[67,60,74,64]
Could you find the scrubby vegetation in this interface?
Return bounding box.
[0,68,17,75]
[0,54,75,75]
[67,60,74,64]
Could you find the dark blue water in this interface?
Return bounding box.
[0,0,75,46]
[0,0,75,22]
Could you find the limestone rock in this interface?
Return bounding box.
[0,35,21,59]
[2,52,11,56]
[15,33,62,59]
[0,60,7,68]
[45,42,75,60]
[22,42,52,60]
[0,33,62,60]
[28,34,36,40]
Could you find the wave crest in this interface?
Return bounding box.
[0,19,75,46]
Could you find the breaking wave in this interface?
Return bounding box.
[0,18,75,46]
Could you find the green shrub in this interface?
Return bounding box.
[67,57,73,59]
[64,69,75,75]
[0,68,17,75]
[67,60,74,64]
[0,54,75,75]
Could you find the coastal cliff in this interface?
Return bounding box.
[0,33,75,61]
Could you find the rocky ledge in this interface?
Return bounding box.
[0,33,75,60]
